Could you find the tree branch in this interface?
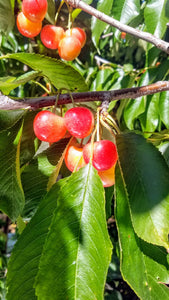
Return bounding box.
[0,81,169,110]
[66,0,169,54]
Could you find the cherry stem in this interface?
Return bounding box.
[103,113,121,134]
[52,91,61,114]
[31,80,51,95]
[96,107,101,142]
[55,0,65,24]
[89,126,97,165]
[100,117,116,138]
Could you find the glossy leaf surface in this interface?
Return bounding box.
[116,132,169,249]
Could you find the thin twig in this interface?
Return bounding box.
[0,81,169,110]
[66,0,169,54]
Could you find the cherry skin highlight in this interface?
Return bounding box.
[98,165,116,187]
[64,138,86,172]
[33,111,67,143]
[22,0,48,22]
[40,25,64,49]
[64,107,94,138]
[17,12,42,38]
[65,27,86,48]
[83,140,118,171]
[58,36,81,61]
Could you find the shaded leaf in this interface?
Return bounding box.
[3,53,88,92]
[115,164,169,300]
[159,91,169,128]
[116,132,169,249]
[0,0,14,33]
[35,164,112,300]
[0,109,26,132]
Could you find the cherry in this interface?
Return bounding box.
[40,25,65,49]
[98,165,116,187]
[58,36,81,61]
[83,140,118,171]
[65,27,86,48]
[33,111,67,143]
[17,12,42,38]
[22,0,48,22]
[64,138,86,172]
[64,107,94,138]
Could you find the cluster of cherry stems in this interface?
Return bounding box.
[16,0,86,61]
[33,107,118,188]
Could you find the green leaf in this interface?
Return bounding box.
[159,91,169,128]
[0,71,41,95]
[7,178,68,300]
[0,0,15,33]
[112,0,140,37]
[91,0,113,48]
[158,142,169,167]
[2,53,88,92]
[115,164,169,300]
[116,132,169,249]
[0,122,25,221]
[123,97,145,130]
[0,110,26,132]
[144,0,169,38]
[45,0,55,24]
[35,164,112,299]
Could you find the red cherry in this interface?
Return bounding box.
[64,138,86,172]
[83,140,118,171]
[58,36,81,61]
[40,25,65,49]
[22,0,48,22]
[33,111,67,143]
[64,107,94,138]
[98,165,116,187]
[17,12,42,38]
[65,27,86,48]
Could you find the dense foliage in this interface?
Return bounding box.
[0,0,169,299]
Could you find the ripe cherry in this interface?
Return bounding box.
[17,12,42,38]
[58,36,81,61]
[22,0,48,22]
[98,165,116,187]
[64,138,86,172]
[40,25,65,49]
[33,111,67,143]
[83,140,118,171]
[65,27,86,48]
[64,107,94,138]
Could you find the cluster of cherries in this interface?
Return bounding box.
[16,0,86,61]
[33,107,118,187]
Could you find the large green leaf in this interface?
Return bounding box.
[0,122,25,220]
[144,0,169,38]
[0,0,14,33]
[115,165,169,300]
[91,0,114,48]
[116,132,169,249]
[35,164,112,300]
[0,110,26,131]
[2,53,88,92]
[7,178,68,300]
[123,97,145,130]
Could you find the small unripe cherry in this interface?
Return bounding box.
[64,107,94,138]
[58,36,81,61]
[33,110,67,143]
[65,27,86,48]
[17,12,42,38]
[98,165,116,187]
[40,25,65,49]
[22,0,48,22]
[64,138,86,172]
[83,140,118,171]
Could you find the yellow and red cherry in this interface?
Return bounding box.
[58,36,81,61]
[83,140,118,171]
[64,107,94,138]
[22,0,48,22]
[64,138,86,172]
[33,111,67,143]
[17,12,42,38]
[40,25,65,49]
[98,165,116,187]
[65,27,86,48]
